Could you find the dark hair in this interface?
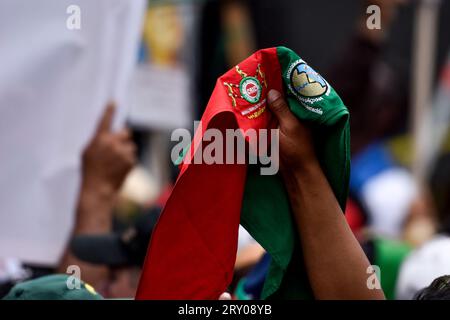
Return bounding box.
[429,153,450,235]
[414,275,450,300]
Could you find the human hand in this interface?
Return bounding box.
[82,103,136,193]
[267,89,318,177]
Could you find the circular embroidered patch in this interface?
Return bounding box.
[239,76,261,104]
[290,62,328,98]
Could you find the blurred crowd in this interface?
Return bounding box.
[1,0,450,300]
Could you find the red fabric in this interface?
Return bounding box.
[441,63,450,90]
[344,198,365,234]
[153,184,173,208]
[136,48,282,299]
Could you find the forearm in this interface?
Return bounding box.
[57,104,135,290]
[284,162,385,300]
[73,180,115,233]
[57,181,115,287]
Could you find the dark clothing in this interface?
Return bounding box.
[327,36,409,154]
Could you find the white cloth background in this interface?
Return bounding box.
[0,0,145,265]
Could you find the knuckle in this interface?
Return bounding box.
[271,100,289,116]
[271,98,286,111]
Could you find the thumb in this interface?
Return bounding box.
[267,89,295,127]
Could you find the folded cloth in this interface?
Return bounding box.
[136,47,350,299]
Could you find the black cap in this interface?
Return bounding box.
[70,207,161,267]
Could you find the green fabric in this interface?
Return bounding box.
[234,278,251,300]
[3,274,103,300]
[374,238,411,300]
[240,46,351,299]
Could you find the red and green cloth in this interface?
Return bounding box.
[136,47,350,299]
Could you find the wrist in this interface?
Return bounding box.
[75,188,115,234]
[81,177,118,199]
[74,178,117,234]
[282,160,322,192]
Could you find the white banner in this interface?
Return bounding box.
[0,0,145,265]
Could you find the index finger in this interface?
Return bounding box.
[96,103,115,134]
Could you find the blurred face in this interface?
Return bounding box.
[103,267,141,299]
[143,5,183,65]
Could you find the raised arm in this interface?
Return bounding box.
[58,104,136,289]
[267,90,385,300]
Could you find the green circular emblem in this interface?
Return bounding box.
[239,76,261,104]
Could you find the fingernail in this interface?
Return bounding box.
[267,89,281,104]
[219,292,232,300]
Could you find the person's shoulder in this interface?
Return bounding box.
[403,235,450,268]
[395,235,450,299]
[415,235,450,254]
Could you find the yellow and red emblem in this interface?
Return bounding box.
[223,64,268,119]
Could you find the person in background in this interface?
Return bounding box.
[57,104,137,293]
[0,104,136,299]
[396,153,450,299]
[328,0,409,155]
[69,207,160,299]
[329,0,436,246]
[3,274,103,300]
[414,275,450,300]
